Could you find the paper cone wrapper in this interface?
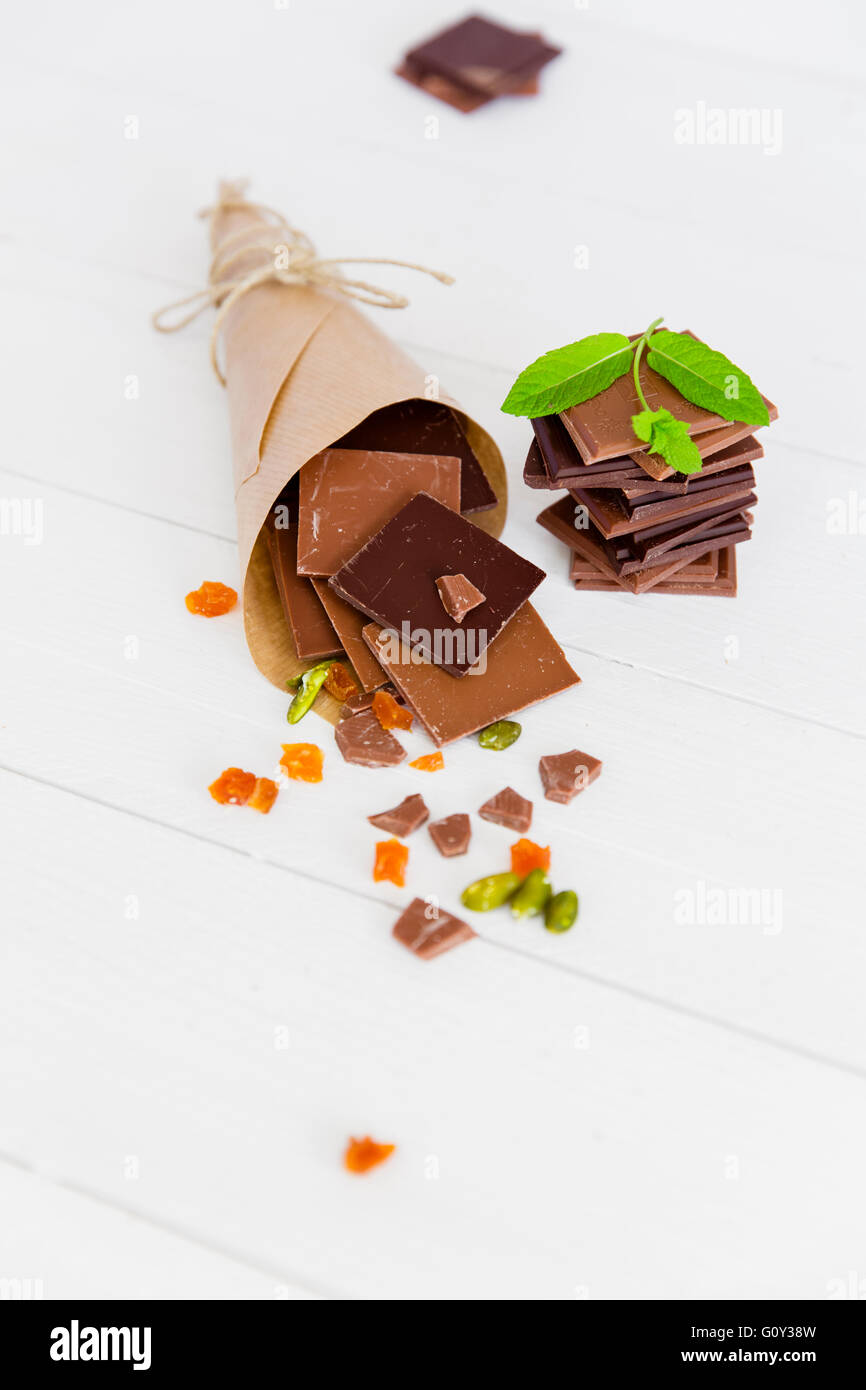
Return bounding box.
[209,203,507,723]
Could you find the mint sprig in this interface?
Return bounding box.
[501,332,632,417]
[646,329,769,427]
[501,315,769,474]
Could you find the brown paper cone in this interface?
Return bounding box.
[208,200,507,723]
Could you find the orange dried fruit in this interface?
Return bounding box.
[185,581,237,616]
[373,837,409,887]
[344,1136,396,1174]
[209,767,256,805]
[248,777,279,814]
[410,752,444,772]
[279,743,324,783]
[372,689,413,732]
[510,838,551,876]
[323,661,358,703]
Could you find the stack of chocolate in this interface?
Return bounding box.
[396,14,561,113]
[265,399,580,760]
[527,348,777,597]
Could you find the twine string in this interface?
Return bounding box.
[152,180,454,385]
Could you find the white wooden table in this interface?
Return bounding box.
[2,0,865,1301]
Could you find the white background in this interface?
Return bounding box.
[2,0,865,1300]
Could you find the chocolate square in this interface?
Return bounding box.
[297,448,460,576]
[405,16,560,98]
[330,492,545,677]
[362,602,579,746]
[333,399,497,514]
[264,521,343,661]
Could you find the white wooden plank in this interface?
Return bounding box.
[2,775,865,1300]
[1,475,863,1066]
[0,1160,319,1300]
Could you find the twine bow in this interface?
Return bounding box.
[152,179,454,385]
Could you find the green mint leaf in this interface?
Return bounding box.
[631,408,703,475]
[501,332,632,418]
[646,330,769,427]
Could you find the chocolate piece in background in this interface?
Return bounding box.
[570,545,738,597]
[264,521,343,661]
[368,794,430,836]
[531,413,765,492]
[297,448,461,576]
[331,492,545,678]
[311,580,386,692]
[436,573,486,623]
[333,399,497,514]
[334,710,406,768]
[570,465,756,539]
[571,548,720,584]
[479,786,533,833]
[392,897,476,962]
[428,813,472,858]
[364,602,579,746]
[539,750,602,805]
[536,496,751,593]
[404,15,561,99]
[627,496,757,568]
[396,60,539,112]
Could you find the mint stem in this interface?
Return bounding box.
[632,316,664,413]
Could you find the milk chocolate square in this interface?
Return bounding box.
[333,399,497,514]
[330,492,545,677]
[362,602,579,746]
[264,521,342,661]
[297,448,460,576]
[311,580,386,692]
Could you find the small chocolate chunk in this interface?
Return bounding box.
[478,786,532,832]
[427,813,472,857]
[368,794,430,836]
[392,897,476,961]
[334,710,406,768]
[435,573,486,624]
[539,749,602,804]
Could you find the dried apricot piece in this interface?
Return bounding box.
[410,752,444,772]
[209,767,256,805]
[279,743,324,783]
[248,777,279,814]
[510,838,551,876]
[323,661,359,703]
[185,581,237,616]
[344,1136,395,1174]
[372,689,413,732]
[373,837,409,887]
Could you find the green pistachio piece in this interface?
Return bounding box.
[478,719,522,751]
[510,868,552,920]
[287,660,334,724]
[544,890,579,933]
[460,871,524,913]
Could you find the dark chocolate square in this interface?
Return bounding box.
[405,16,560,97]
[330,492,545,677]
